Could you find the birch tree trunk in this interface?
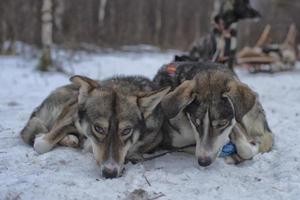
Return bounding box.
[54,0,64,36]
[154,0,162,45]
[0,21,4,54]
[212,0,222,20]
[0,14,2,54]
[98,0,107,26]
[38,0,53,71]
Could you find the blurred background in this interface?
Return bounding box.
[0,0,300,74]
[0,0,298,52]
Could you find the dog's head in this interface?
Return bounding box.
[217,0,261,28]
[71,75,169,178]
[161,71,256,166]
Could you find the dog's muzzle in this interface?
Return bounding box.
[198,157,212,167]
[101,161,120,179]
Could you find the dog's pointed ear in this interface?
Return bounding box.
[161,80,196,119]
[70,75,99,105]
[223,81,256,122]
[138,87,171,119]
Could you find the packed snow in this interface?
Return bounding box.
[0,51,299,200]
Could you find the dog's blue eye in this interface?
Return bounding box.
[121,127,132,136]
[94,125,105,134]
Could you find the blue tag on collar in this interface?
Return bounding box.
[219,142,237,157]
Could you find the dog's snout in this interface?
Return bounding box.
[102,167,118,179]
[102,162,119,179]
[198,157,212,167]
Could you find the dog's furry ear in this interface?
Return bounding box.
[70,75,99,105]
[161,80,196,119]
[224,81,256,122]
[138,87,170,119]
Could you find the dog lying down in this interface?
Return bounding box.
[154,61,274,166]
[20,75,170,178]
[20,62,273,178]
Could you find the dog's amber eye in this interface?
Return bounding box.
[121,127,132,136]
[212,120,229,129]
[94,125,105,135]
[219,120,228,126]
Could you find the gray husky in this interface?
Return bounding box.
[21,75,169,178]
[154,62,273,166]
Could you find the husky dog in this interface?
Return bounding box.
[154,62,273,166]
[214,0,261,29]
[21,75,169,178]
[176,0,261,70]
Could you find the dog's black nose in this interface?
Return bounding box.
[198,157,212,167]
[102,167,118,179]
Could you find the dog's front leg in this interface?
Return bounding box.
[126,153,144,164]
[226,123,259,164]
[34,119,77,154]
[58,134,80,148]
[20,117,49,145]
[224,153,244,165]
[34,100,80,154]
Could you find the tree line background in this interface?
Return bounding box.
[0,0,299,54]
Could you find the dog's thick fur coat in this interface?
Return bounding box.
[21,75,169,178]
[154,62,273,166]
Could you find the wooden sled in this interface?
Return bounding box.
[238,56,295,73]
[237,24,297,73]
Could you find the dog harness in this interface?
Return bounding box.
[166,63,177,77]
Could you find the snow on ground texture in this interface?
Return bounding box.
[0,53,299,200]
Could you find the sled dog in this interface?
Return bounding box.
[21,75,169,178]
[154,62,273,166]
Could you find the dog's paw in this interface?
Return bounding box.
[127,154,144,164]
[224,156,236,165]
[224,154,244,165]
[235,140,259,160]
[59,135,79,148]
[34,134,53,154]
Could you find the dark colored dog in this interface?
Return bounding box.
[216,0,261,29]
[175,0,261,70]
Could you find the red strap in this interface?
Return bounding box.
[166,64,176,76]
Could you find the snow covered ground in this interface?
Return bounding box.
[0,52,300,200]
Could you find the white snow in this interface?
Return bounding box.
[0,52,300,200]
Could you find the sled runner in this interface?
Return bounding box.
[237,24,297,73]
